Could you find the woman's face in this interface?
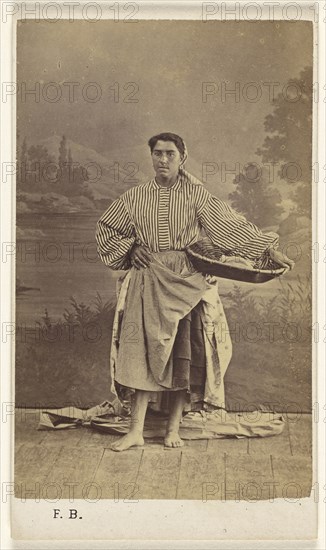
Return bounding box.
[151,140,182,180]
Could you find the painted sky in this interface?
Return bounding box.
[17,20,312,170]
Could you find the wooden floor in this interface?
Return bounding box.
[14,409,313,501]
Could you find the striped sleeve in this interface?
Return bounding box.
[96,198,136,270]
[198,195,279,261]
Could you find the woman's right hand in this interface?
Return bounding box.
[130,245,152,269]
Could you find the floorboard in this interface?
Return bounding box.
[271,455,312,499]
[92,448,143,500]
[40,428,84,447]
[15,410,48,445]
[77,427,117,448]
[225,453,274,501]
[248,420,292,456]
[137,450,182,499]
[177,451,225,500]
[43,446,104,499]
[207,437,249,455]
[15,444,62,499]
[287,414,312,458]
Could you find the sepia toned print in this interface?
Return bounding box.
[14,19,313,505]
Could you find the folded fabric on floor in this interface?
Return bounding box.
[91,409,284,439]
[38,402,285,439]
[38,401,115,430]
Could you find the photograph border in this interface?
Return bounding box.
[1,1,325,546]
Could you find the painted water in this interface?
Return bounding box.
[16,212,119,323]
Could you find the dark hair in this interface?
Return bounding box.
[148,132,185,158]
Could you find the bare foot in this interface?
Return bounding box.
[164,431,184,448]
[110,432,144,452]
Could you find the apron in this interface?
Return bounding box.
[110,251,232,412]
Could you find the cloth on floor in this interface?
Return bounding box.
[37,402,285,439]
[38,401,114,430]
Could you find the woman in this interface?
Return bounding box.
[96,132,294,452]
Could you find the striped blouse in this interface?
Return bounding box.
[96,172,279,270]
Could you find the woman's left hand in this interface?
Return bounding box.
[269,248,295,272]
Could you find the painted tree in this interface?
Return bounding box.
[59,135,68,169]
[229,163,284,227]
[59,136,73,188]
[256,66,312,216]
[25,144,55,192]
[57,139,91,197]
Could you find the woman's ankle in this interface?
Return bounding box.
[166,423,180,435]
[129,425,144,436]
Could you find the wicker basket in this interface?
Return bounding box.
[186,240,285,283]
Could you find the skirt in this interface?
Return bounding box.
[110,250,232,411]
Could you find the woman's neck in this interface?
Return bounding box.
[155,174,179,188]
